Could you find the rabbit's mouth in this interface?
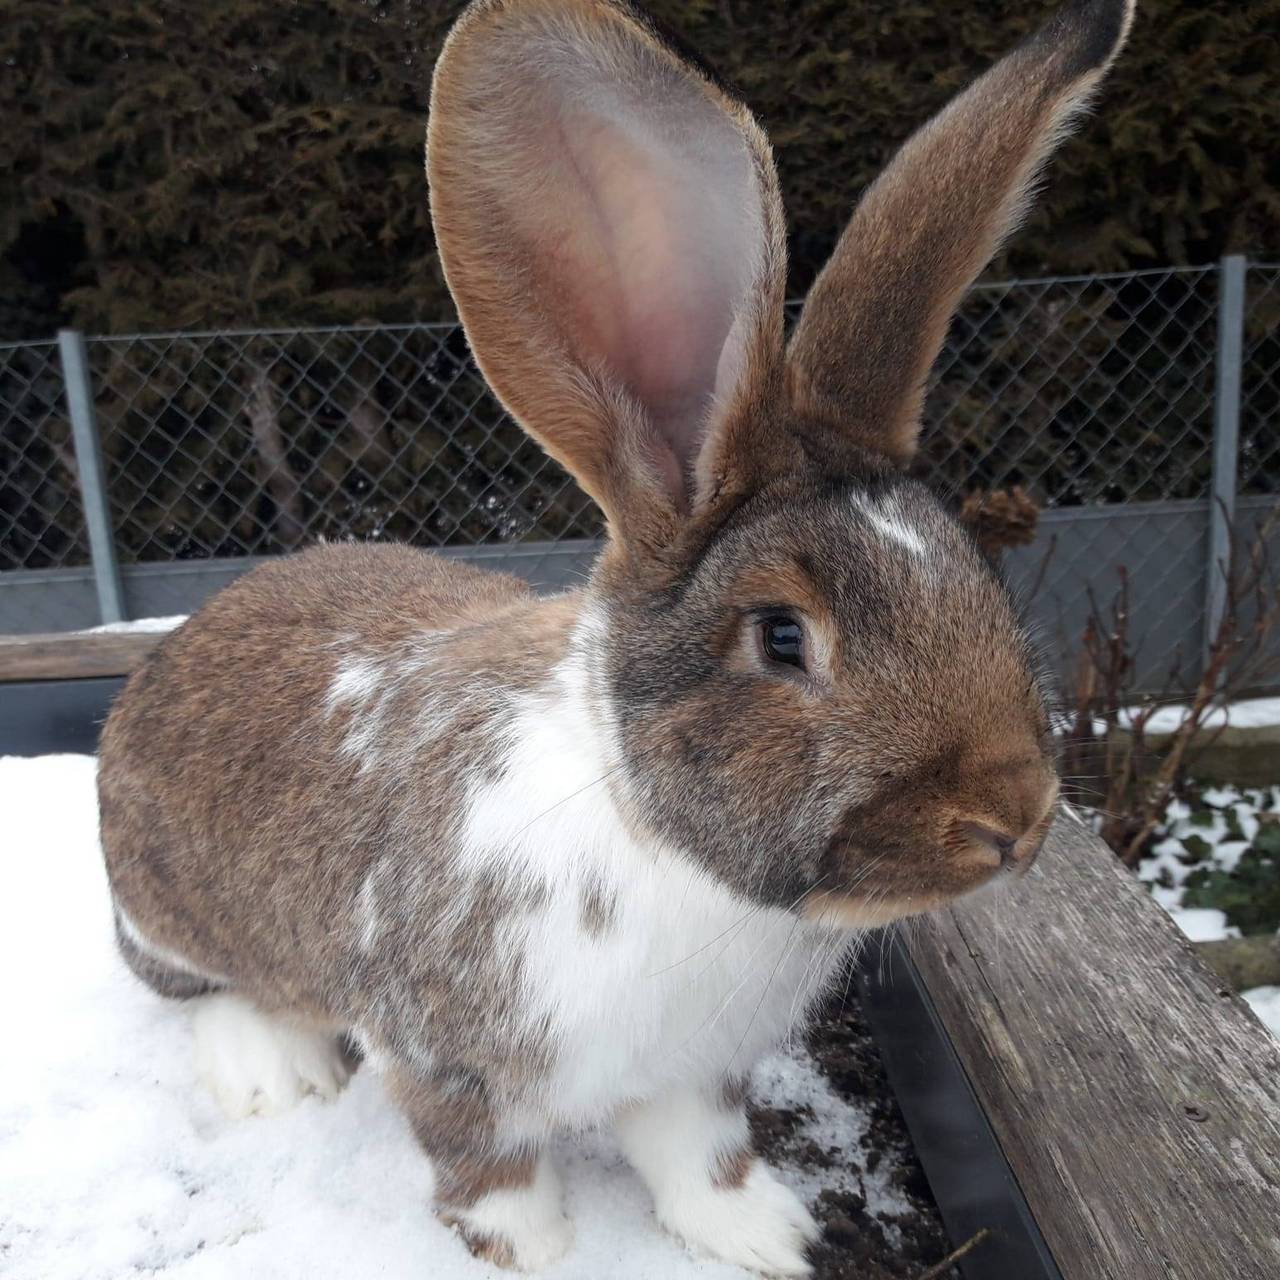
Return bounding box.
[798,861,1012,929]
[799,886,965,930]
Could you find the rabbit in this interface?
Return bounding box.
[98,0,1134,1272]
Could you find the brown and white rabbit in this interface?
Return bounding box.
[99,0,1133,1272]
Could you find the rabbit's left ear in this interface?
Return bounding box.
[427,0,789,559]
[786,0,1137,469]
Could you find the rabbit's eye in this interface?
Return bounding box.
[760,615,805,670]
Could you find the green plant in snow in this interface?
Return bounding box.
[1183,823,1280,936]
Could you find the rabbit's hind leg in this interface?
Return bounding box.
[114,903,353,1117]
[114,905,226,1001]
[191,992,354,1120]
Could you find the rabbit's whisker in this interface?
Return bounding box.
[726,912,806,1069]
[668,877,830,1060]
[505,759,629,842]
[647,898,769,979]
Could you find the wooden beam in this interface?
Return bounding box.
[907,812,1280,1280]
[0,631,163,682]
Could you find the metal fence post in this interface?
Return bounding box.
[1203,255,1246,667]
[58,328,125,624]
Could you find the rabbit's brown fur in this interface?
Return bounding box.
[103,546,580,1069]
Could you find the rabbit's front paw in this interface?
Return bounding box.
[442,1155,574,1273]
[657,1160,818,1276]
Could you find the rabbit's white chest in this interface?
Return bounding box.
[528,865,850,1125]
[456,662,851,1125]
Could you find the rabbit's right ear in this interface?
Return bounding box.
[427,0,789,564]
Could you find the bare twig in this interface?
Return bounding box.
[1066,503,1280,865]
[246,365,303,549]
[915,1228,992,1280]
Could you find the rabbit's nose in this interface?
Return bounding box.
[962,821,1020,866]
[957,761,1058,872]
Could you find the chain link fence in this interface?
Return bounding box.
[1,259,1277,693]
[1241,262,1280,496]
[0,340,86,578]
[88,325,601,566]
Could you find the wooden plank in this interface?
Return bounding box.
[907,811,1280,1280]
[0,630,163,682]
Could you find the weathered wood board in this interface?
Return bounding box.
[908,811,1280,1279]
[0,630,162,682]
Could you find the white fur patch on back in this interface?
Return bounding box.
[355,866,382,954]
[325,654,384,715]
[324,633,464,771]
[325,653,387,766]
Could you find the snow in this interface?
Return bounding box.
[751,1052,910,1225]
[1210,697,1280,730]
[1211,840,1252,874]
[88,615,187,634]
[1233,805,1262,844]
[1242,987,1280,1041]
[1127,696,1280,735]
[1200,785,1238,808]
[1136,835,1197,887]
[1074,696,1280,738]
[1128,784,1280,1030]
[1135,784,1280,921]
[1166,907,1235,943]
[1054,696,1280,745]
[0,754,887,1280]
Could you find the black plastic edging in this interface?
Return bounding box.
[3,676,1061,1280]
[857,930,1064,1280]
[0,676,124,756]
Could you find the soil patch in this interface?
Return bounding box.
[752,975,958,1280]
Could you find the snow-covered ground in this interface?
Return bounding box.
[1135,783,1280,938]
[1242,987,1280,1041]
[0,754,907,1280]
[1052,695,1280,740]
[1100,696,1280,736]
[88,615,188,635]
[1133,782,1280,1042]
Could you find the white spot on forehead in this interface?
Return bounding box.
[851,492,930,558]
[866,509,927,556]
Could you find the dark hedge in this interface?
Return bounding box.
[2,0,1277,339]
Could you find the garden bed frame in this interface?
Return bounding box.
[3,631,1278,1279]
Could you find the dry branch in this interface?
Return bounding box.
[1063,504,1280,865]
[246,366,303,549]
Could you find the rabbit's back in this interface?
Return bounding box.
[98,543,543,1023]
